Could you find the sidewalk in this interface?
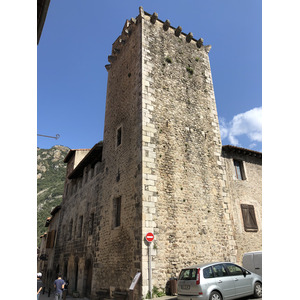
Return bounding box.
[39,292,89,300]
[39,293,177,300]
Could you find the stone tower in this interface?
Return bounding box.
[45,7,262,300]
[100,6,235,297]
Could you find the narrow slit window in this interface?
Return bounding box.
[117,127,122,147]
[114,197,121,228]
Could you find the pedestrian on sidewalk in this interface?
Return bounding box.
[37,273,43,300]
[53,273,65,300]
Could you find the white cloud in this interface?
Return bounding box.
[219,117,228,139]
[220,107,262,147]
[249,143,257,149]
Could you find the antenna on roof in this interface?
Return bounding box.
[37,134,60,140]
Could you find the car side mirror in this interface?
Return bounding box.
[242,269,247,277]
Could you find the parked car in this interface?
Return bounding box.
[242,251,262,277]
[177,262,262,300]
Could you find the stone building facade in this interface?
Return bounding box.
[39,7,262,300]
[38,205,61,292]
[222,145,262,264]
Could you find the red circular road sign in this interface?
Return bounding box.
[146,232,154,242]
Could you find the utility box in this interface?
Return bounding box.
[169,278,177,296]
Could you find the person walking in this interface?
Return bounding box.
[53,273,65,300]
[37,273,43,300]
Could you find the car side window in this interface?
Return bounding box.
[212,264,227,277]
[203,267,214,279]
[225,263,244,276]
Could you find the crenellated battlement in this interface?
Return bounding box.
[105,7,211,71]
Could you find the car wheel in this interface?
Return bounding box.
[254,281,262,298]
[209,291,222,300]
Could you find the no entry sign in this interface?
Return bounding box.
[145,232,154,242]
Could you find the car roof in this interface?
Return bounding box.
[181,262,233,269]
[244,251,262,254]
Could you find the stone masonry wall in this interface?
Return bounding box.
[140,9,236,293]
[96,15,144,297]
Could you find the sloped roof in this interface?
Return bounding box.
[64,149,91,163]
[68,142,103,179]
[222,145,262,159]
[37,0,51,44]
[51,205,61,216]
[45,217,52,227]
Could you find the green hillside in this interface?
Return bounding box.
[37,145,70,246]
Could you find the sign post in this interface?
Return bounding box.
[145,232,154,298]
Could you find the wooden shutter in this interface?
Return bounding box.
[46,230,56,248]
[241,204,258,232]
[50,230,56,248]
[46,232,52,248]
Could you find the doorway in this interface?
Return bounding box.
[83,259,93,297]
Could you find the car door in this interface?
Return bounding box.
[224,263,252,298]
[212,264,236,299]
[253,253,262,276]
[177,268,200,296]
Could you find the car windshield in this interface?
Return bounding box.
[179,268,198,280]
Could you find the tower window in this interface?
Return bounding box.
[233,159,245,180]
[113,197,121,228]
[117,127,122,147]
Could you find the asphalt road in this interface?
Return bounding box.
[156,296,261,300]
[238,297,262,300]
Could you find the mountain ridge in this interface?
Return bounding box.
[37,145,70,246]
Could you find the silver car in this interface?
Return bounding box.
[177,262,262,300]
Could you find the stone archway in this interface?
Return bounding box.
[83,259,93,298]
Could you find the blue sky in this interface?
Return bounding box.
[38,0,262,151]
